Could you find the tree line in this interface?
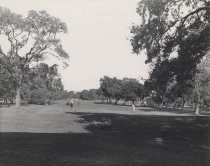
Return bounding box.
[61,76,144,105]
[99,76,144,104]
[0,62,66,105]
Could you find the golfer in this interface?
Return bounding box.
[132,104,136,113]
[70,99,74,108]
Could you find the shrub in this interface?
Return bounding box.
[30,88,50,105]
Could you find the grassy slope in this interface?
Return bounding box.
[0,101,210,166]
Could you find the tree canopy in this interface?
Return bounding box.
[0,7,69,106]
[131,0,210,110]
[100,76,143,104]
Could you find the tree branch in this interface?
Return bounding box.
[180,6,210,27]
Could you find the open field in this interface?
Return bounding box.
[0,100,210,166]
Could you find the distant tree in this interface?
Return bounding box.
[29,63,64,100]
[79,89,106,101]
[100,76,123,104]
[50,78,64,100]
[96,88,106,101]
[0,7,69,107]
[73,92,81,99]
[88,89,98,100]
[80,90,89,100]
[67,91,75,99]
[121,78,143,104]
[100,76,114,103]
[99,76,143,104]
[111,78,123,104]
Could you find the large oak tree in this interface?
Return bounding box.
[0,7,69,107]
[131,0,210,108]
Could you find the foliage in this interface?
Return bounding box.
[30,88,50,105]
[121,78,143,103]
[0,63,16,102]
[192,52,210,113]
[131,0,210,107]
[27,63,65,101]
[0,61,67,104]
[0,7,69,106]
[100,76,123,102]
[79,89,102,100]
[99,76,143,104]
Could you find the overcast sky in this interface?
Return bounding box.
[1,0,149,91]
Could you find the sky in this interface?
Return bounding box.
[0,0,149,91]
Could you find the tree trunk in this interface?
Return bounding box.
[166,102,169,108]
[159,104,163,111]
[159,100,164,111]
[181,98,186,110]
[195,103,200,115]
[159,95,166,111]
[16,87,21,107]
[195,93,201,115]
[109,98,111,104]
[4,98,7,104]
[173,101,177,109]
[16,73,24,107]
[181,102,185,110]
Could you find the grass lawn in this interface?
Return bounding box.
[0,100,210,166]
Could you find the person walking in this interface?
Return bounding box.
[70,99,74,109]
[132,103,136,113]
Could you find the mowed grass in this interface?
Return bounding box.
[0,100,210,166]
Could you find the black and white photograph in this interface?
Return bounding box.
[0,0,210,165]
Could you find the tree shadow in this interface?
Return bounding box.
[0,113,210,166]
[68,112,210,162]
[69,112,210,142]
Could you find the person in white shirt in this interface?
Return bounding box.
[132,104,135,113]
[70,99,73,108]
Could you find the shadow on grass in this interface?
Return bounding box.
[0,112,210,166]
[70,112,210,140]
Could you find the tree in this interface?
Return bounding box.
[0,63,16,103]
[79,89,98,100]
[193,52,210,115]
[100,76,123,104]
[30,88,50,105]
[131,0,210,107]
[111,78,123,104]
[99,76,143,104]
[143,60,173,106]
[96,88,106,101]
[100,76,114,103]
[121,78,143,104]
[0,7,69,107]
[88,89,98,100]
[30,63,65,100]
[73,92,81,99]
[80,90,89,100]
